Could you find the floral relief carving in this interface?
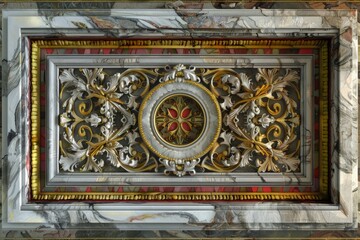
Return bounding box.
[59,68,157,172]
[201,68,301,173]
[155,95,205,145]
[59,65,300,176]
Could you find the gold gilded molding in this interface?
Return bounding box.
[30,39,329,201]
[34,192,322,201]
[319,42,329,197]
[32,39,327,49]
[31,41,41,200]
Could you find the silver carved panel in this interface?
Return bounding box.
[45,55,314,187]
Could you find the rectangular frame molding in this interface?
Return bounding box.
[31,39,328,201]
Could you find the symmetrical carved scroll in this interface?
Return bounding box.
[201,68,300,173]
[59,68,158,172]
[59,65,300,175]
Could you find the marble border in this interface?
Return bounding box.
[2,9,357,230]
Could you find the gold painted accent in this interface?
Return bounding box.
[31,39,327,50]
[139,80,222,161]
[33,192,323,201]
[31,41,41,199]
[319,42,329,197]
[30,39,329,201]
[3,0,360,2]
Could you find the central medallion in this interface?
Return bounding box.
[139,79,221,161]
[154,94,205,146]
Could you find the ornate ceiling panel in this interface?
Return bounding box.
[2,9,357,231]
[58,64,301,177]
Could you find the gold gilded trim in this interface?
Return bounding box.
[34,192,322,201]
[30,39,329,201]
[31,41,41,200]
[32,39,326,49]
[319,42,329,197]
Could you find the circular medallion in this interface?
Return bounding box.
[139,80,221,161]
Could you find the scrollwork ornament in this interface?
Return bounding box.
[159,158,201,177]
[202,67,301,173]
[59,68,156,173]
[59,65,301,176]
[159,64,201,83]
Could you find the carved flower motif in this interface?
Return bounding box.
[85,113,102,127]
[155,95,204,145]
[166,104,192,134]
[258,113,275,128]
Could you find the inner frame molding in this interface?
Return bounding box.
[30,39,328,201]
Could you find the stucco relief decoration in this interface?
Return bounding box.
[59,64,300,177]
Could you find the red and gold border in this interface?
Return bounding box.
[30,39,329,201]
